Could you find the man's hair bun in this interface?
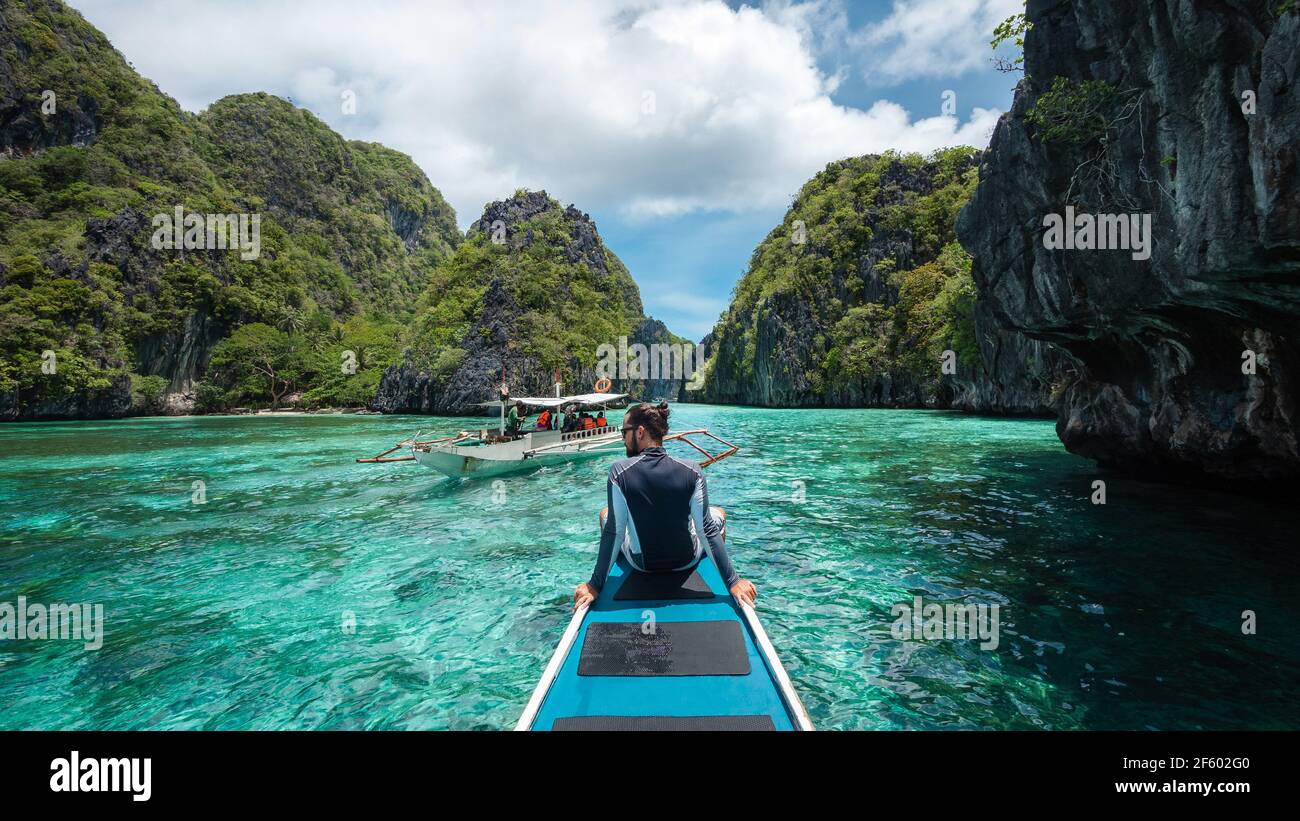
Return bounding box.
[627,401,670,439]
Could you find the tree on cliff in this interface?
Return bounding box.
[206,324,305,409]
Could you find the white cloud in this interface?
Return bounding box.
[759,0,851,67]
[72,0,1004,228]
[856,0,1024,84]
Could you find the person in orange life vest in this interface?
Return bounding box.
[535,409,551,431]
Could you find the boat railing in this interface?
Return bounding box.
[527,426,621,457]
[514,601,589,731]
[559,424,617,442]
[737,600,816,730]
[526,426,739,466]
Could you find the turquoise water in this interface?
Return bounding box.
[1,405,1296,730]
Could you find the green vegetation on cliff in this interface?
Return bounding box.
[705,148,981,405]
[403,191,644,384]
[825,242,979,382]
[198,315,404,411]
[0,0,460,416]
[191,94,458,310]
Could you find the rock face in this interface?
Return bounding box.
[627,317,700,402]
[471,191,646,320]
[375,191,691,415]
[949,323,1066,416]
[193,95,461,306]
[374,278,522,414]
[0,9,101,156]
[373,311,693,416]
[701,149,1063,413]
[86,206,192,412]
[0,373,131,420]
[957,0,1300,480]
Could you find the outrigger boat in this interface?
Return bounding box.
[358,391,630,478]
[515,438,813,731]
[359,388,739,480]
[414,392,629,478]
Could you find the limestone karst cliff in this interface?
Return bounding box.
[701,149,1062,413]
[957,0,1299,480]
[373,190,696,414]
[1,0,460,419]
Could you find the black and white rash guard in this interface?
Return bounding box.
[587,446,739,592]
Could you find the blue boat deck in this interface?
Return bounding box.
[525,553,807,731]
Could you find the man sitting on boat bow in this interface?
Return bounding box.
[573,402,757,610]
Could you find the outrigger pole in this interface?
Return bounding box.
[356,432,472,463]
[517,427,737,468]
[662,428,738,468]
[357,428,738,468]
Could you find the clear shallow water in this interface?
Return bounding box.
[1,406,1296,730]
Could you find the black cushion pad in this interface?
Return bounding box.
[578,620,749,676]
[613,568,714,600]
[552,715,775,731]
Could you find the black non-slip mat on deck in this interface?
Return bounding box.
[613,568,714,600]
[552,715,775,731]
[578,620,749,676]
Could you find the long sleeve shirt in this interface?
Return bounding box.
[587,446,739,592]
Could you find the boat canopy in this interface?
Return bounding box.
[478,392,628,410]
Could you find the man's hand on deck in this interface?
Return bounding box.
[730,579,757,606]
[573,582,597,611]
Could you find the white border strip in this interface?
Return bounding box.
[513,603,589,731]
[739,601,815,731]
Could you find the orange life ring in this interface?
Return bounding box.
[593,376,612,393]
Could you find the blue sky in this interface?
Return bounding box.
[73,0,1022,340]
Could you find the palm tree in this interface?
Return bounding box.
[276,306,305,334]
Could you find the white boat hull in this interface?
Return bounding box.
[411,427,624,478]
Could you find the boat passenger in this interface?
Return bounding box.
[535,409,551,431]
[595,412,607,428]
[505,401,526,436]
[573,402,756,610]
[581,413,595,430]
